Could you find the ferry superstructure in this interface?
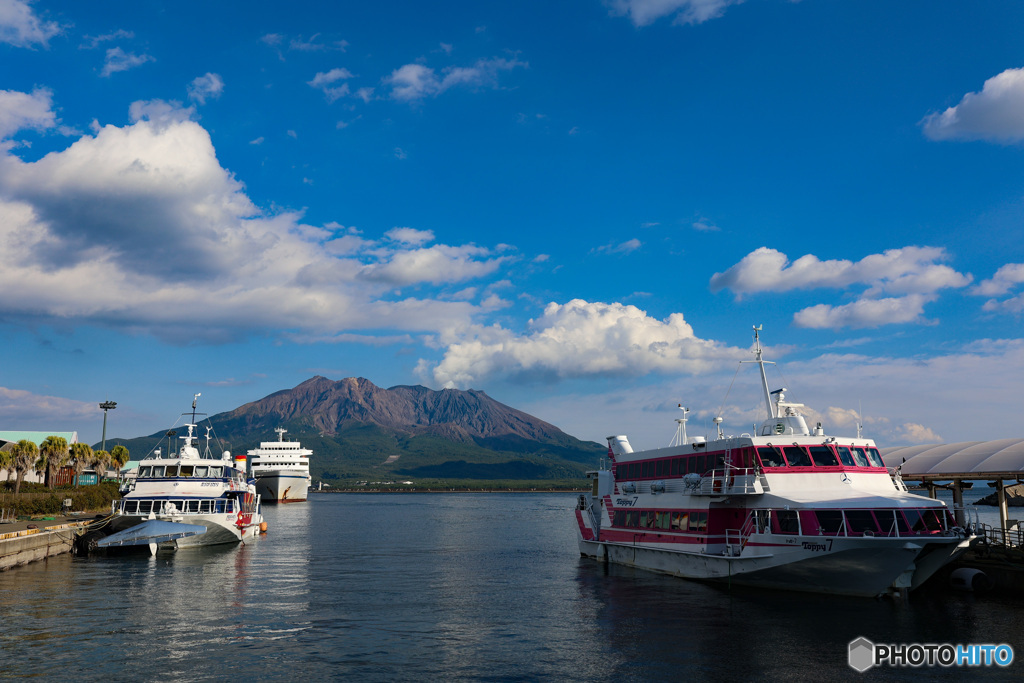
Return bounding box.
[248,428,311,503]
[575,327,973,597]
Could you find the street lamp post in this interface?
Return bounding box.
[99,400,117,452]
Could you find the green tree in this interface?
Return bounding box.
[0,446,12,484]
[12,440,38,495]
[91,449,111,482]
[38,435,70,489]
[69,442,93,488]
[110,444,130,469]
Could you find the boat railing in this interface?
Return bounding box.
[724,510,759,556]
[975,521,1023,548]
[114,498,237,516]
[696,467,764,496]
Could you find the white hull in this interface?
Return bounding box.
[578,533,970,597]
[110,512,261,549]
[254,471,310,503]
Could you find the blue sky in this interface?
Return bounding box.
[2,0,1024,450]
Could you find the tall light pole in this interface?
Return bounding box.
[99,401,117,452]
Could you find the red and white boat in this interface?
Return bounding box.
[575,327,974,597]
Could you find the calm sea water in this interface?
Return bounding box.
[1,492,1022,681]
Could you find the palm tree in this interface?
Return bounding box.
[69,442,93,488]
[91,450,111,482]
[38,436,70,489]
[110,444,130,469]
[12,440,38,495]
[0,446,12,485]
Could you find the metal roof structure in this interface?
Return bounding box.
[880,439,1024,481]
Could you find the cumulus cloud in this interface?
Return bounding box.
[187,73,224,105]
[308,68,354,103]
[895,423,942,444]
[423,299,746,387]
[711,246,971,297]
[792,294,935,330]
[711,247,972,330]
[0,95,511,343]
[974,262,1024,296]
[100,46,154,77]
[0,0,60,47]
[921,68,1024,143]
[606,0,743,27]
[0,86,56,138]
[386,227,434,246]
[386,56,527,102]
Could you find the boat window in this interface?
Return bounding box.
[123,501,137,514]
[688,511,708,532]
[642,462,652,478]
[139,466,152,477]
[776,510,799,534]
[815,510,844,535]
[756,509,770,533]
[165,465,178,477]
[656,511,671,529]
[844,510,878,534]
[151,466,165,477]
[836,446,856,467]
[613,511,626,526]
[657,460,667,477]
[194,466,208,477]
[808,446,839,467]
[209,467,223,478]
[865,448,885,468]
[851,448,870,467]
[783,446,811,467]
[643,511,656,528]
[138,501,153,515]
[626,511,640,527]
[672,512,688,530]
[179,466,194,477]
[756,447,785,468]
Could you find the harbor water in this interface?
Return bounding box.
[1,492,1022,681]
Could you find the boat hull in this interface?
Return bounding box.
[578,534,968,597]
[107,513,260,549]
[254,471,310,503]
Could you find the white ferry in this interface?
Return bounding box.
[80,398,264,554]
[575,327,974,597]
[248,428,312,503]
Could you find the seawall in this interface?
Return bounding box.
[0,521,87,571]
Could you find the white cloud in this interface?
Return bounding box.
[711,246,971,297]
[792,294,935,330]
[895,423,942,444]
[81,29,133,49]
[0,106,511,343]
[386,56,527,102]
[308,68,354,103]
[922,68,1024,143]
[594,238,642,255]
[606,0,744,27]
[0,86,56,138]
[974,262,1024,296]
[187,73,225,105]
[101,46,154,77]
[0,0,60,47]
[423,299,746,387]
[385,227,434,246]
[0,385,96,425]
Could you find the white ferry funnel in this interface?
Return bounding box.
[607,435,633,455]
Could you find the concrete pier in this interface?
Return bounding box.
[0,518,90,571]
